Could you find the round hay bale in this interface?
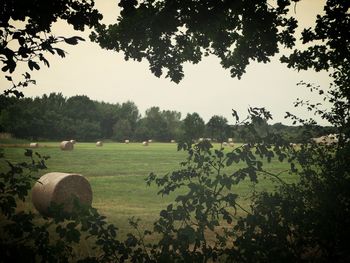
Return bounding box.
[229,142,234,147]
[222,142,228,146]
[60,141,74,151]
[70,139,76,144]
[228,138,233,143]
[31,172,92,216]
[29,142,39,148]
[125,140,130,144]
[96,141,103,147]
[142,141,149,146]
[148,139,153,143]
[170,139,176,143]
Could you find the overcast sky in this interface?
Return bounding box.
[1,0,331,125]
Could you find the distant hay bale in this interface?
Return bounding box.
[198,138,204,142]
[96,141,103,147]
[326,134,338,144]
[31,172,92,216]
[142,141,149,146]
[60,141,74,151]
[70,140,76,144]
[228,138,233,143]
[222,142,228,146]
[125,140,130,144]
[148,139,153,143]
[170,139,176,143]
[229,142,234,147]
[312,134,339,145]
[29,142,39,148]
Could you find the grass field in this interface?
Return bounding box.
[0,139,296,238]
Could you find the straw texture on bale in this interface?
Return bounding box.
[70,140,76,144]
[142,141,149,146]
[31,172,92,216]
[125,140,130,144]
[96,141,103,147]
[30,142,39,148]
[60,141,74,151]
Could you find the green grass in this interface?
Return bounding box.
[0,140,296,237]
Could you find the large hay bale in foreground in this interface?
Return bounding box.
[31,172,92,216]
[60,141,74,151]
[96,141,103,147]
[29,142,39,148]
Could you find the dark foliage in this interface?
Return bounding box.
[1,0,102,97]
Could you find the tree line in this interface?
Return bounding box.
[0,93,335,142]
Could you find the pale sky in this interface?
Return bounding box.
[1,0,332,125]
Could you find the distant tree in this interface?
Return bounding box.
[143,106,168,141]
[95,102,120,139]
[65,95,98,121]
[119,101,140,132]
[73,119,101,141]
[206,115,229,142]
[134,118,151,141]
[183,112,205,141]
[162,110,182,141]
[113,119,132,141]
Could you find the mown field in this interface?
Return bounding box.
[0,139,296,238]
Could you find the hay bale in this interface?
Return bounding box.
[229,142,234,147]
[170,139,176,143]
[29,142,39,148]
[198,138,204,142]
[148,139,153,143]
[142,141,149,146]
[125,140,130,144]
[31,172,92,216]
[312,134,338,145]
[96,141,103,147]
[222,142,228,146]
[228,138,233,143]
[70,139,76,144]
[60,141,74,151]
